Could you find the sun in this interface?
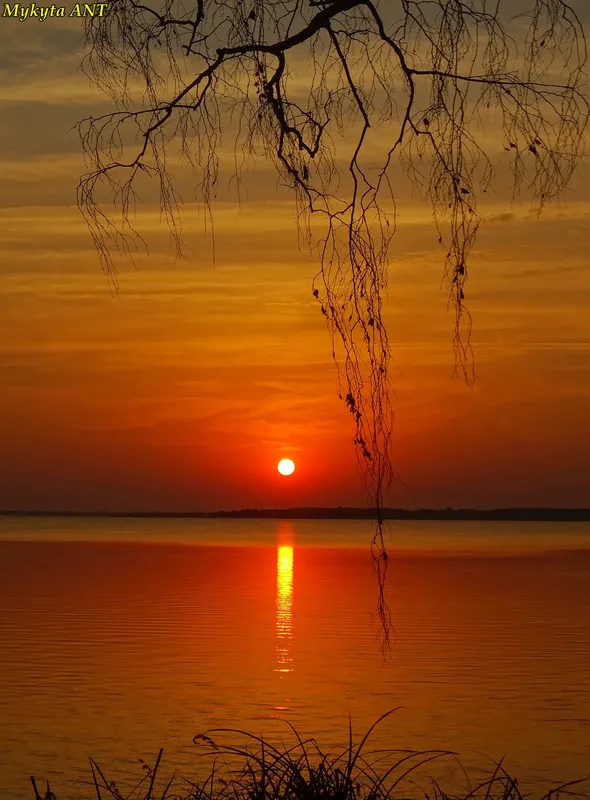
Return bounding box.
[277,458,295,476]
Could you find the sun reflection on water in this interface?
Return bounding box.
[275,544,294,673]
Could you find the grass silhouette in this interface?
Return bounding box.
[30,711,588,800]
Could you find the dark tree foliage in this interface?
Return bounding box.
[77,0,587,649]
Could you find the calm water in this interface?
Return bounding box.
[1,517,589,800]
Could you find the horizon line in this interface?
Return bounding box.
[1,506,590,520]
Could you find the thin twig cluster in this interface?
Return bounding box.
[77,0,588,646]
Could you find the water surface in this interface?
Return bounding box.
[1,517,589,799]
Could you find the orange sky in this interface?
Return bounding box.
[1,15,589,512]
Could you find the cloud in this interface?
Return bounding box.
[501,265,590,280]
[488,212,515,223]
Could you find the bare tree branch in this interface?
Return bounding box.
[77,0,588,652]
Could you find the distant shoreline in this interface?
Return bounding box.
[1,507,590,521]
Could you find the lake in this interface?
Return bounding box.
[0,517,589,800]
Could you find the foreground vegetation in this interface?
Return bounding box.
[30,711,588,800]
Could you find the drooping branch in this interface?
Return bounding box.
[78,0,588,652]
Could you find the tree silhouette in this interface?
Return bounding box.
[77,0,588,649]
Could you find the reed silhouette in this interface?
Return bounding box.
[30,711,589,800]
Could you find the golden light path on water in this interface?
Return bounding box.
[275,543,294,673]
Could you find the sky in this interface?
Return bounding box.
[1,7,589,512]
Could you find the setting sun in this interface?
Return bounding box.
[277,458,295,476]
